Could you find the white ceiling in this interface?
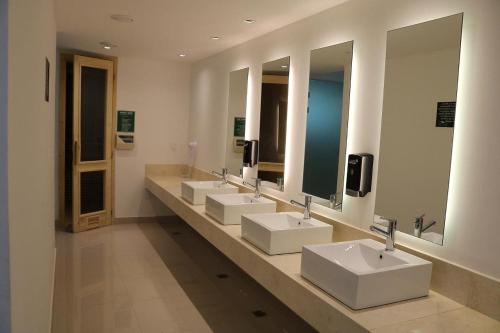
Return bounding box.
[56,0,349,62]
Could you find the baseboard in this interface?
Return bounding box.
[49,247,56,333]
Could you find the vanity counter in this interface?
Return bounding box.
[145,171,500,333]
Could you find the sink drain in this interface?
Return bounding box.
[252,310,267,318]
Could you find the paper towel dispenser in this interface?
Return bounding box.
[116,134,135,150]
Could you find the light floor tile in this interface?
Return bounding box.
[52,221,317,333]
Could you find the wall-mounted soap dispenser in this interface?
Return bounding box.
[346,153,373,197]
[243,140,259,167]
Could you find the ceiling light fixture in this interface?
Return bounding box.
[179,54,187,57]
[110,14,134,23]
[211,36,221,40]
[244,19,256,24]
[281,65,288,69]
[99,41,116,50]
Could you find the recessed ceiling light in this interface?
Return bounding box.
[211,36,221,40]
[110,14,134,23]
[281,65,288,69]
[179,54,187,57]
[99,41,116,50]
[244,19,256,24]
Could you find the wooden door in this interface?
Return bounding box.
[72,56,114,232]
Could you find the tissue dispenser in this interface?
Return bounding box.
[346,153,373,197]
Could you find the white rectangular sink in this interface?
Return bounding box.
[301,239,432,309]
[205,193,277,225]
[181,181,238,205]
[241,212,333,255]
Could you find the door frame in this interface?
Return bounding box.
[58,52,118,230]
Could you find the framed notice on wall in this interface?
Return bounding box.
[234,117,245,137]
[435,102,456,128]
[117,110,135,133]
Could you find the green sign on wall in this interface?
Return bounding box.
[234,117,245,137]
[117,111,135,133]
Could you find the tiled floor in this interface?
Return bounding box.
[52,216,317,333]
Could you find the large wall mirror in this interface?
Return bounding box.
[302,41,353,211]
[225,67,249,176]
[375,14,463,245]
[257,56,290,190]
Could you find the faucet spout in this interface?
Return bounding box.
[212,168,229,184]
[243,178,261,198]
[421,220,437,232]
[370,217,397,251]
[290,195,312,219]
[413,214,436,237]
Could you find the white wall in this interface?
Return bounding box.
[7,0,57,331]
[115,57,191,218]
[0,0,10,331]
[189,0,500,280]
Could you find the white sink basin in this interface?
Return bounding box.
[205,193,277,225]
[301,239,432,309]
[241,212,333,255]
[181,181,238,205]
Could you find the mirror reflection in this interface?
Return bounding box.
[375,14,463,245]
[302,41,353,211]
[257,57,290,191]
[225,67,249,177]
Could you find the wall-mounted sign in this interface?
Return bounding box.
[117,110,135,133]
[435,102,456,128]
[234,117,246,137]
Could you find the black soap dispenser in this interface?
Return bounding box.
[346,153,373,197]
[243,140,259,167]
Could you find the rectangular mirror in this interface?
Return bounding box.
[225,67,249,177]
[375,14,463,245]
[257,56,290,191]
[302,41,353,211]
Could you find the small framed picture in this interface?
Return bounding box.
[45,57,50,102]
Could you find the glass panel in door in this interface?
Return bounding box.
[80,66,107,162]
[80,170,105,214]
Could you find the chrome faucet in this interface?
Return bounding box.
[277,177,284,191]
[290,195,312,219]
[413,214,437,238]
[212,168,229,184]
[329,193,343,210]
[243,178,261,198]
[370,217,397,251]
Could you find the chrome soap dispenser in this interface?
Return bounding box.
[346,153,373,197]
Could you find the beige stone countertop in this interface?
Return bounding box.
[145,174,500,333]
